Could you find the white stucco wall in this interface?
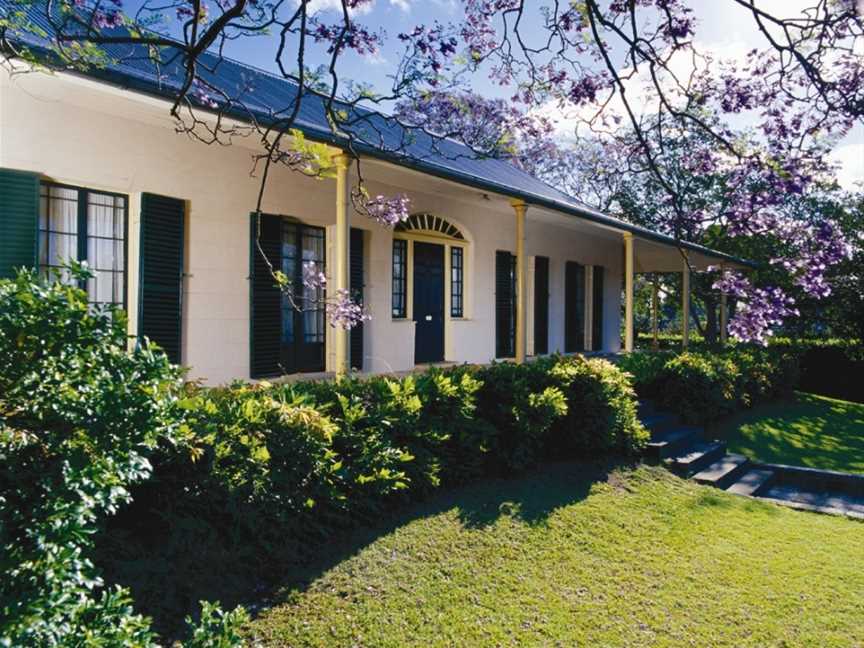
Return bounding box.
[1,68,623,384]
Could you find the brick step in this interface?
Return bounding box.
[665,441,727,478]
[692,454,750,490]
[725,467,776,497]
[645,426,704,461]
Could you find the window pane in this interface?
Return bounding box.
[48,186,79,233]
[49,232,77,266]
[392,239,407,318]
[114,271,125,304]
[451,246,463,318]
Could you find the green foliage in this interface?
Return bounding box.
[185,602,250,648]
[619,347,799,425]
[0,266,647,638]
[104,355,645,632]
[0,267,245,646]
[546,355,648,455]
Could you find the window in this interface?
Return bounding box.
[450,246,464,318]
[281,221,326,345]
[38,182,127,308]
[392,238,407,318]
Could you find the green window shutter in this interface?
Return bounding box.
[0,168,39,278]
[592,266,604,351]
[139,193,185,364]
[249,212,282,378]
[495,250,516,358]
[350,227,365,371]
[533,256,549,355]
[565,261,585,353]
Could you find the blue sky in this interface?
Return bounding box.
[181,0,862,187]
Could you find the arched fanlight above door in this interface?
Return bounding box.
[395,213,465,240]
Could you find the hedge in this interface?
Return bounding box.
[618,347,800,425]
[635,333,863,404]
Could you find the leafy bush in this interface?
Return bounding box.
[100,354,645,631]
[546,355,648,455]
[1,267,648,637]
[619,347,800,425]
[0,267,246,646]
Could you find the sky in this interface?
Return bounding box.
[214,0,862,188]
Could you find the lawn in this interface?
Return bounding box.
[713,391,864,474]
[246,464,864,647]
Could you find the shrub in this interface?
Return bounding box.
[100,354,645,631]
[0,266,245,646]
[1,269,648,636]
[546,355,648,455]
[619,347,800,425]
[473,359,566,472]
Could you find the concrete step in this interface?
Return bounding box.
[726,468,775,497]
[665,441,727,478]
[645,426,704,461]
[640,412,679,435]
[693,453,750,489]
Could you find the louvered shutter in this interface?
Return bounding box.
[495,250,516,358]
[139,193,185,364]
[249,212,282,378]
[533,256,549,355]
[592,266,604,351]
[350,227,364,371]
[565,261,585,353]
[0,169,39,278]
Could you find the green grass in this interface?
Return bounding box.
[713,391,864,474]
[246,464,864,647]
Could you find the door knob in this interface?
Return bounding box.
[425,315,432,321]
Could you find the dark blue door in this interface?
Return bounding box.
[413,242,445,363]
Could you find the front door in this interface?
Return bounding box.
[413,241,445,363]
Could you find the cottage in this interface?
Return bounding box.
[0,28,751,384]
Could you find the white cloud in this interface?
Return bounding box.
[829,137,864,190]
[303,0,375,16]
[389,0,411,12]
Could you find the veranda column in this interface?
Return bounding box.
[333,152,351,376]
[719,264,728,345]
[511,199,528,363]
[623,232,635,353]
[682,253,691,350]
[651,275,659,351]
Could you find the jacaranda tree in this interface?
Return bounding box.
[0,0,861,339]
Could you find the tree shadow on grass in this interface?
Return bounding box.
[100,458,626,640]
[711,393,864,474]
[253,459,624,614]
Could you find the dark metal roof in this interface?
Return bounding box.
[2,4,756,269]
